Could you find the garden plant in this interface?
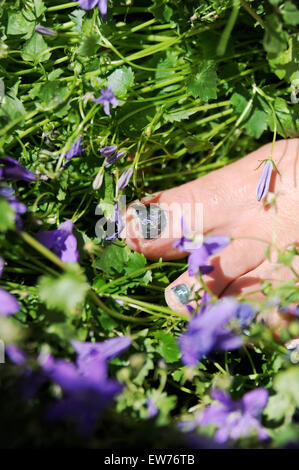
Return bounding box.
[0,0,299,450]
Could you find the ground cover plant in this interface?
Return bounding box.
[0,0,299,449]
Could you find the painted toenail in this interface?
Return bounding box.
[171,284,191,304]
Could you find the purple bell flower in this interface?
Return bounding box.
[194,387,269,443]
[0,156,36,182]
[36,220,79,263]
[78,0,107,18]
[178,297,244,366]
[117,168,133,189]
[92,87,118,116]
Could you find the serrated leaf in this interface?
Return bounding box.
[37,270,89,314]
[77,34,99,57]
[154,331,181,363]
[21,33,51,63]
[69,9,86,32]
[108,67,135,98]
[164,109,197,123]
[186,61,218,101]
[95,244,130,276]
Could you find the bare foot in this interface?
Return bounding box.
[121,139,299,324]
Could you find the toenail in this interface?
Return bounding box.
[171,284,191,304]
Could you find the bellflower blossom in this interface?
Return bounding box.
[0,156,36,182]
[64,137,84,164]
[256,160,273,202]
[36,220,79,263]
[41,336,131,434]
[92,87,118,116]
[78,0,107,18]
[0,257,20,316]
[178,297,246,366]
[172,217,230,276]
[117,168,133,189]
[192,388,269,444]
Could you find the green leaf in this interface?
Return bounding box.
[264,393,295,423]
[0,93,26,123]
[125,252,147,275]
[186,61,218,101]
[21,33,51,63]
[274,367,299,407]
[29,80,69,108]
[267,37,299,83]
[268,97,299,138]
[164,109,197,123]
[6,11,35,38]
[34,0,46,17]
[263,14,288,54]
[154,331,181,363]
[281,1,299,26]
[98,312,118,331]
[0,198,16,232]
[77,33,100,58]
[108,67,135,99]
[69,9,86,32]
[37,269,89,314]
[147,390,177,425]
[231,86,269,138]
[95,244,130,276]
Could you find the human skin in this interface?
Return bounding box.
[121,138,299,327]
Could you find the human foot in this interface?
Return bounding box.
[121,139,299,320]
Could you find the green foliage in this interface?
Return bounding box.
[0,0,299,450]
[0,198,16,232]
[37,268,89,314]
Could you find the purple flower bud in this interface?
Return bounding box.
[0,156,36,182]
[256,160,273,202]
[104,151,126,167]
[35,25,56,37]
[117,168,133,189]
[100,145,118,157]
